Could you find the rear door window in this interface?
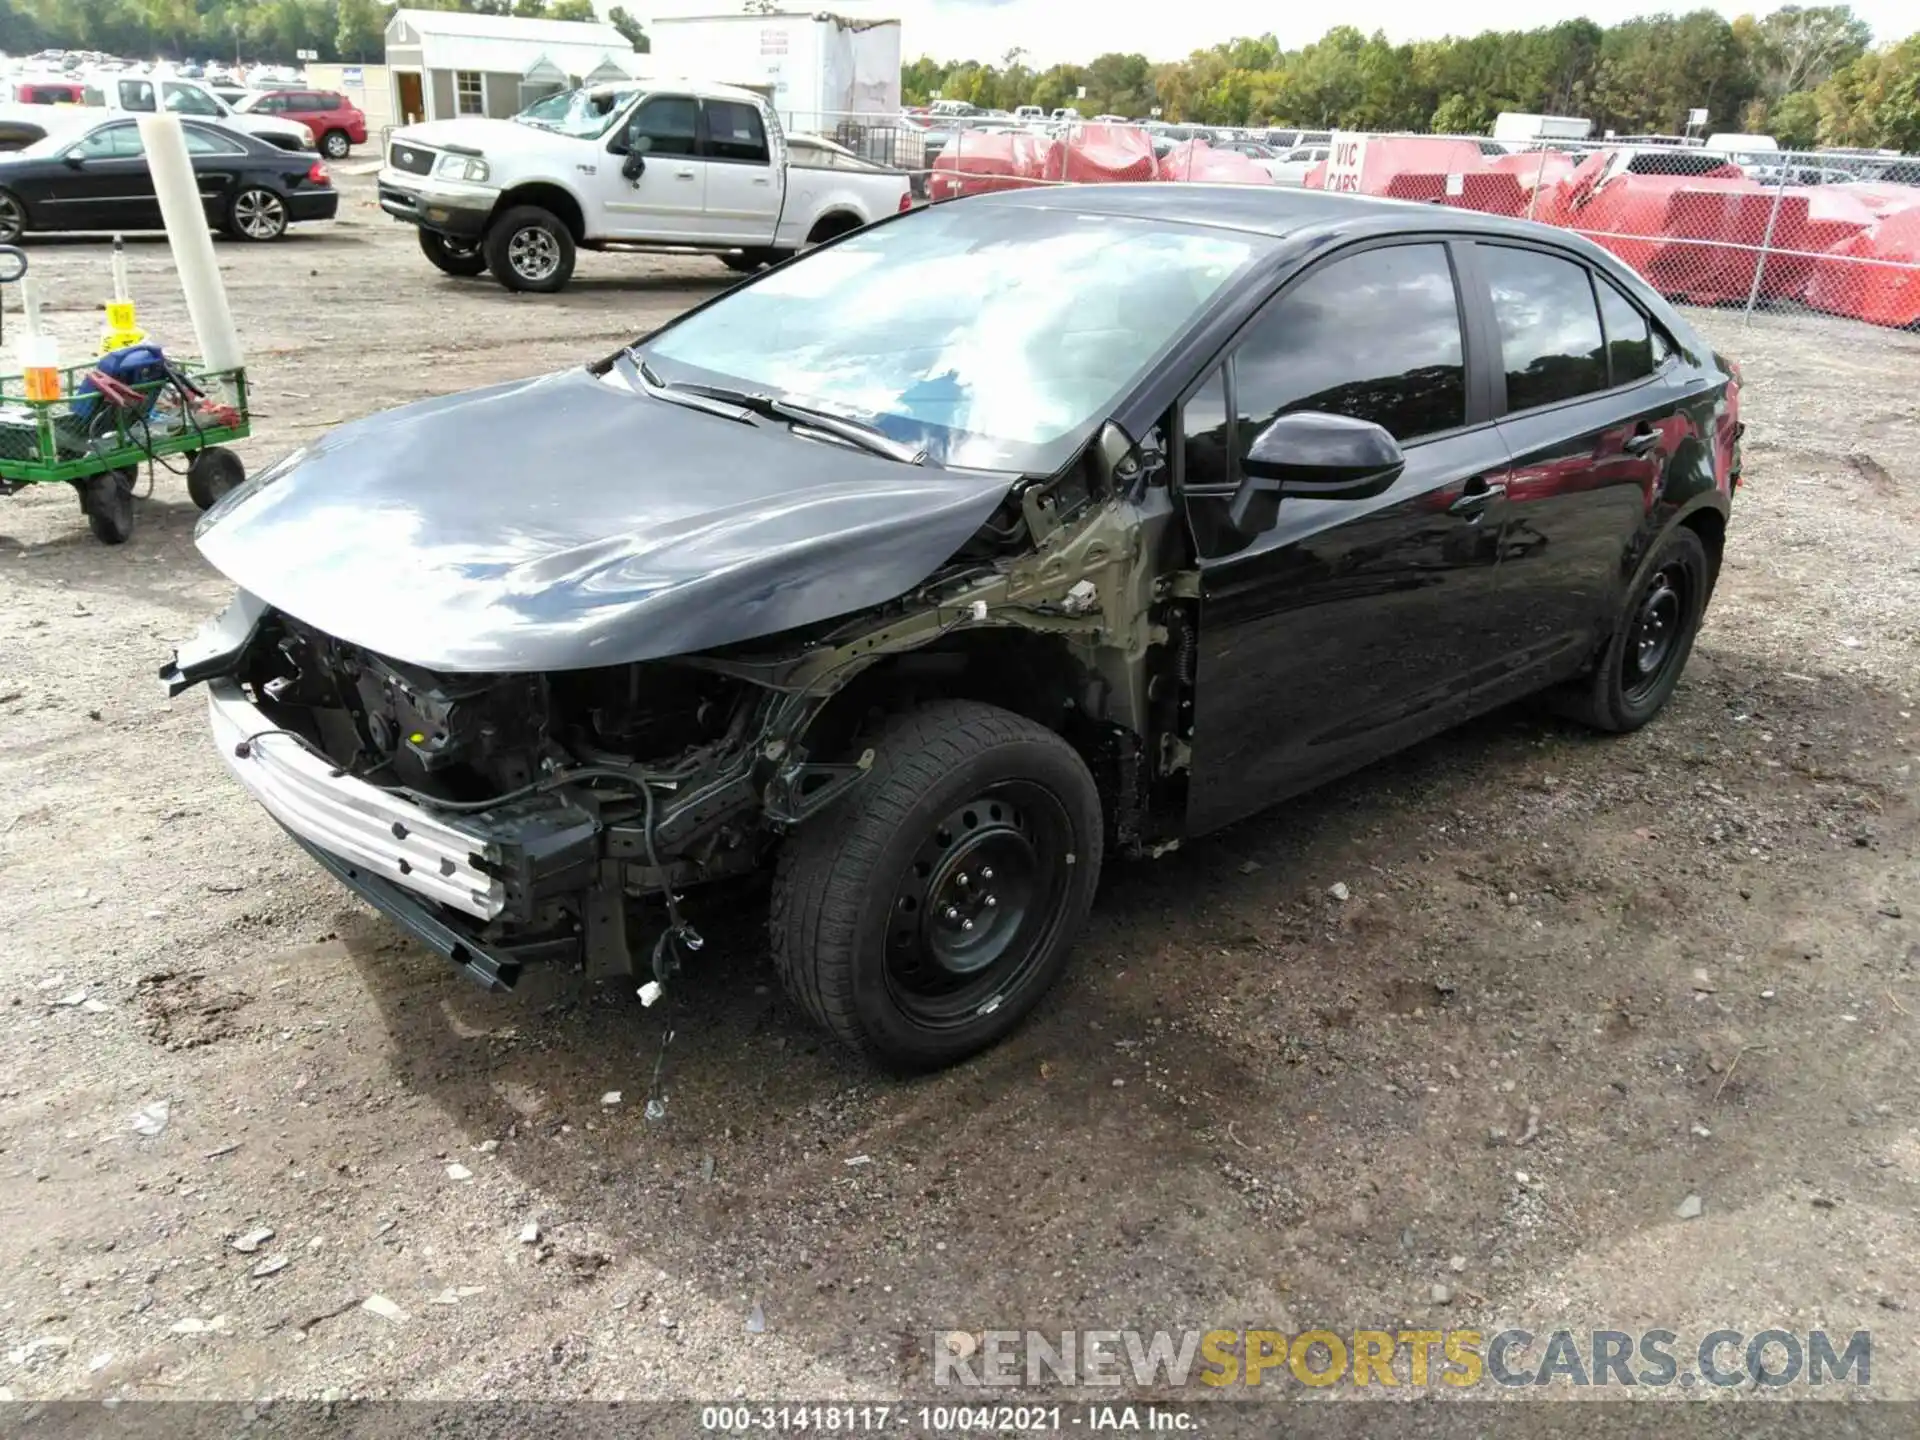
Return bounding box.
[1595,277,1654,385]
[703,100,769,163]
[1481,245,1608,411]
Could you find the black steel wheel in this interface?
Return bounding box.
[419,228,487,277]
[81,468,136,545]
[771,701,1103,1070]
[1551,525,1711,733]
[187,446,246,510]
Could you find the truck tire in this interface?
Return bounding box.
[419,228,487,277]
[484,205,575,293]
[769,700,1103,1071]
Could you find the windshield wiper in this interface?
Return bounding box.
[637,363,926,466]
[621,356,755,425]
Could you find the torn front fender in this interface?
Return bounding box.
[194,367,1019,674]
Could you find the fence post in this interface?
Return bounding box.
[1527,144,1546,222]
[1742,175,1788,328]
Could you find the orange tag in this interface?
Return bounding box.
[23,366,60,402]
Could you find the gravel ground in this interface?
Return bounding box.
[1,175,1918,1406]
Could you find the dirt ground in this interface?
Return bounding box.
[1,172,1918,1408]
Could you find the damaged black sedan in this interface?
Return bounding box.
[165,185,1742,1070]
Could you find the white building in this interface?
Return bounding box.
[383,9,642,125]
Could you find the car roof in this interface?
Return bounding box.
[971,182,1562,244]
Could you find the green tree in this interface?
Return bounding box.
[606,6,649,53]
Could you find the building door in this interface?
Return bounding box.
[395,71,423,125]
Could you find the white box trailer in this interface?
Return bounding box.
[648,12,901,129]
[1492,112,1594,144]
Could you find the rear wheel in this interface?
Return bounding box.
[770,701,1103,1071]
[186,446,245,510]
[483,205,575,293]
[80,468,136,545]
[0,188,24,244]
[418,228,487,277]
[226,187,288,241]
[1552,526,1710,733]
[319,128,351,159]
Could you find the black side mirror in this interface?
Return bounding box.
[621,131,652,180]
[1227,410,1405,538]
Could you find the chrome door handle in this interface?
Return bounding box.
[1447,478,1506,515]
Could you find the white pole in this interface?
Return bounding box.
[111,234,130,303]
[135,112,244,375]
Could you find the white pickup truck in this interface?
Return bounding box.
[377,79,913,293]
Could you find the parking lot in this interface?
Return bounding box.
[2,172,1919,1402]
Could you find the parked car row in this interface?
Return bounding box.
[0,116,337,244]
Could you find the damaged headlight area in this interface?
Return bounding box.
[168,598,874,994]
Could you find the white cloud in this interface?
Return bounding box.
[638,0,1914,66]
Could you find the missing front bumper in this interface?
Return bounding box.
[207,678,506,919]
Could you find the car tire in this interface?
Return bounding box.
[418,228,488,277]
[80,468,136,545]
[769,700,1103,1071]
[186,446,246,511]
[225,187,288,241]
[1552,526,1710,733]
[720,253,762,274]
[0,187,24,243]
[484,206,575,293]
[320,129,350,159]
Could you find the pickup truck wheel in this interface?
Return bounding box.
[319,129,351,159]
[1550,526,1709,733]
[484,205,575,293]
[419,228,488,277]
[770,701,1103,1071]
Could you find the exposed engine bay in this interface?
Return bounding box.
[168,435,1200,996]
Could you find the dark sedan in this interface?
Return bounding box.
[0,116,337,243]
[165,185,1741,1071]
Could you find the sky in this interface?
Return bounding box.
[635,0,1915,67]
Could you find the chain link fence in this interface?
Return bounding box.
[781,109,1920,332]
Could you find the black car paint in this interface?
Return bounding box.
[196,367,1019,672]
[179,183,1736,994]
[935,185,1735,838]
[0,119,335,235]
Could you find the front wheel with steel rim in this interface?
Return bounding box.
[483,204,576,294]
[0,188,26,244]
[226,187,288,241]
[771,701,1104,1071]
[1551,525,1711,733]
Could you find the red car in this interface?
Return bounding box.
[238,89,367,159]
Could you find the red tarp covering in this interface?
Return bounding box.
[1806,206,1920,329]
[1487,150,1579,206]
[928,131,1062,201]
[1155,139,1273,185]
[1061,123,1157,184]
[1558,173,1800,304]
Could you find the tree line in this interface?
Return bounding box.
[903,7,1919,151]
[0,0,649,66]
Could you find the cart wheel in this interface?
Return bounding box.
[83,468,136,546]
[187,447,246,510]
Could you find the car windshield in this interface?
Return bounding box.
[642,204,1268,472]
[515,85,637,139]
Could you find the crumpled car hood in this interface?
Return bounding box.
[195,367,1016,672]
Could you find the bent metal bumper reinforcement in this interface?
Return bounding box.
[206,678,505,920]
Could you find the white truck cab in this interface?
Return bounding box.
[82,75,313,151]
[377,80,912,292]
